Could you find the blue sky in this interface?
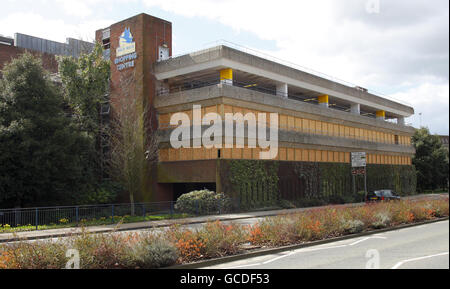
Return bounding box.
[1,0,448,135]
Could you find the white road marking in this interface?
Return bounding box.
[222,237,387,269]
[262,252,296,265]
[349,236,387,246]
[391,252,449,269]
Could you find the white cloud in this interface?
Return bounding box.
[142,0,449,134]
[54,0,94,18]
[0,12,112,43]
[392,83,449,135]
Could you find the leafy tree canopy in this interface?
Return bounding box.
[58,43,110,137]
[412,127,449,191]
[0,53,95,208]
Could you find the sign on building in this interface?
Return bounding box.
[351,168,366,176]
[115,28,137,71]
[351,152,367,168]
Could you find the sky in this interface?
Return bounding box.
[1,0,448,135]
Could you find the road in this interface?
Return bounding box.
[202,220,449,269]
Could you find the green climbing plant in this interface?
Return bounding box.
[227,160,279,209]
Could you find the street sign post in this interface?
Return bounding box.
[351,152,367,168]
[351,152,368,196]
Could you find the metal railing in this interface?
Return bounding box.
[157,78,373,117]
[0,199,242,231]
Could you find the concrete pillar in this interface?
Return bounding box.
[376,110,386,121]
[318,94,329,108]
[276,83,288,98]
[156,80,169,96]
[397,116,405,126]
[220,68,233,85]
[350,103,361,115]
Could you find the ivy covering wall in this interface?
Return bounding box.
[221,160,279,210]
[220,159,417,209]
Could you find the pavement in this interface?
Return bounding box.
[202,220,449,269]
[0,193,446,243]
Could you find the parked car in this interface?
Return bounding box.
[365,190,401,203]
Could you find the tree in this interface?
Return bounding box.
[58,43,110,136]
[0,53,94,208]
[107,73,159,215]
[412,127,449,192]
[58,43,111,181]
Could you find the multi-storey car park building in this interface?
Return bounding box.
[1,13,417,205]
[94,13,416,204]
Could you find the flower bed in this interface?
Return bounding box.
[0,197,448,269]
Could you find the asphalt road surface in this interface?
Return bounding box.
[203,220,449,269]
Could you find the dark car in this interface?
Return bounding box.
[365,190,401,203]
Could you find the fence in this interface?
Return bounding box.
[0,199,240,231]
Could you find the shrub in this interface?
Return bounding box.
[167,227,206,263]
[175,190,232,215]
[1,241,68,269]
[128,238,178,269]
[371,212,391,229]
[0,251,13,269]
[197,221,247,258]
[250,216,297,246]
[166,221,247,262]
[430,199,449,217]
[341,219,365,234]
[68,231,133,269]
